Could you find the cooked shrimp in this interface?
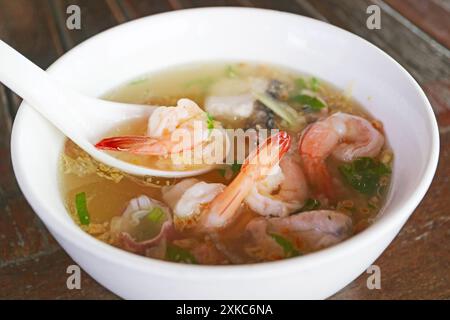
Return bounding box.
[245,154,309,217]
[95,98,219,156]
[162,178,225,230]
[162,131,291,231]
[298,112,384,198]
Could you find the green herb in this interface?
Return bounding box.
[206,112,215,134]
[147,207,165,223]
[291,94,326,111]
[75,192,90,225]
[301,198,321,211]
[166,244,197,264]
[270,233,300,258]
[310,77,320,92]
[339,157,391,195]
[253,92,300,127]
[226,65,239,78]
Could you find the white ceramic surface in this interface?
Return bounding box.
[11,8,439,299]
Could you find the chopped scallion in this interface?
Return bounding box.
[75,192,90,225]
[147,207,165,223]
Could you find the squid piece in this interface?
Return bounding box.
[110,195,175,255]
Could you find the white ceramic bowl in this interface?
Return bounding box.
[11,8,439,299]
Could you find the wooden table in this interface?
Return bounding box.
[0,0,449,300]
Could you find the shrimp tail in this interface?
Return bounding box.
[95,136,167,155]
[242,131,291,172]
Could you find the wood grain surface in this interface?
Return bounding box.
[0,0,448,300]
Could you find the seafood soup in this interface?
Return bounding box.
[60,62,393,265]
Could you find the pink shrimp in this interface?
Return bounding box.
[244,154,309,217]
[95,98,214,156]
[162,131,291,231]
[204,131,291,229]
[298,112,384,199]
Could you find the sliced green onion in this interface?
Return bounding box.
[270,233,300,258]
[75,192,90,225]
[253,92,300,127]
[147,207,165,223]
[166,244,197,264]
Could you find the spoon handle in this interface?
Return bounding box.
[0,40,193,178]
[0,40,89,144]
[0,40,155,145]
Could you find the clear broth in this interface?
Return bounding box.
[60,62,392,264]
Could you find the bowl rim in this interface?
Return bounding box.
[11,7,440,279]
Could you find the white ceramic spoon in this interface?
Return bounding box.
[0,40,214,178]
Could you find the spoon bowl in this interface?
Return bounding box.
[0,40,215,178]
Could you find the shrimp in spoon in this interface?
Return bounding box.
[298,112,384,199]
[95,98,226,157]
[162,131,292,231]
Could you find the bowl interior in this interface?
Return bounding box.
[11,8,438,278]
